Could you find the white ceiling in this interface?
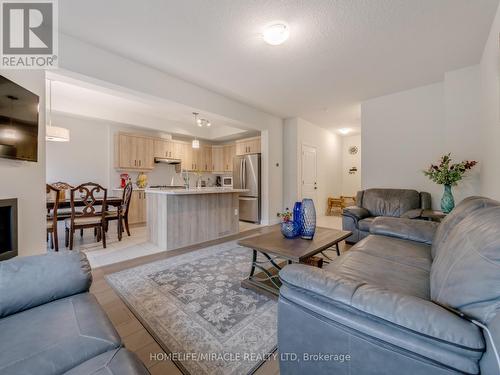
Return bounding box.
[59,0,499,133]
[48,75,257,141]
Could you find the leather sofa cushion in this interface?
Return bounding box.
[431,196,500,259]
[0,251,92,318]
[370,216,438,245]
[362,188,420,217]
[347,233,432,270]
[431,206,500,323]
[280,281,484,374]
[64,348,149,375]
[357,217,374,232]
[0,293,121,375]
[325,238,430,299]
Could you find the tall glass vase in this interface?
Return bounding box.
[293,201,302,234]
[441,184,455,214]
[300,198,316,240]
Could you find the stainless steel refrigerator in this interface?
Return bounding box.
[233,154,261,223]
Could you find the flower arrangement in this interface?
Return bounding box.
[423,153,477,213]
[423,153,477,185]
[277,209,293,223]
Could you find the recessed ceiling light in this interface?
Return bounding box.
[262,22,289,45]
[339,128,351,135]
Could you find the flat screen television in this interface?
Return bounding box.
[0,75,39,162]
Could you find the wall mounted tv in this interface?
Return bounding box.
[0,76,39,162]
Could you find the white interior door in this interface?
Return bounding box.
[301,144,318,207]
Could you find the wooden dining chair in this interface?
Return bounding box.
[46,184,60,251]
[65,182,107,250]
[105,182,133,241]
[50,182,75,220]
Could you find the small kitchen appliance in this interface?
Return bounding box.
[120,173,130,188]
[222,176,233,188]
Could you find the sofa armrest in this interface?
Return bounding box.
[0,251,92,318]
[279,264,483,350]
[342,206,370,222]
[420,192,432,210]
[370,217,438,244]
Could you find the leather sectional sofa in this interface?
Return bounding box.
[278,196,500,374]
[342,188,432,243]
[0,251,150,375]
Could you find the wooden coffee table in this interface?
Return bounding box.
[238,227,352,297]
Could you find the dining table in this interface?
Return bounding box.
[47,196,123,220]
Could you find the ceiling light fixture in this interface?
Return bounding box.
[46,80,70,142]
[193,111,211,127]
[192,139,200,149]
[339,128,351,135]
[262,22,289,45]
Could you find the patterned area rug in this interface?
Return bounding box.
[106,240,277,375]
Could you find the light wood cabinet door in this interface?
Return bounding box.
[212,146,224,172]
[182,143,193,171]
[118,134,136,168]
[235,141,246,156]
[154,139,173,158]
[172,141,184,159]
[248,138,261,154]
[235,137,261,155]
[202,146,212,172]
[116,134,154,170]
[128,190,147,224]
[223,144,235,172]
[137,137,154,169]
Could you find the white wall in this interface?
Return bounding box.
[341,135,361,196]
[362,63,485,209]
[443,65,482,203]
[46,113,109,186]
[362,82,446,208]
[59,34,283,224]
[283,118,342,215]
[480,2,500,200]
[0,71,46,256]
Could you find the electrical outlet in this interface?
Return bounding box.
[234,208,238,215]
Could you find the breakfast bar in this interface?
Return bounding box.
[146,188,248,250]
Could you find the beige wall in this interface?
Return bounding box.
[0,70,46,256]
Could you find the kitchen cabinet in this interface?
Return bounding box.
[128,190,147,224]
[153,139,173,158]
[223,144,236,172]
[211,146,224,172]
[235,136,261,155]
[115,133,154,170]
[172,141,184,159]
[201,146,212,172]
[181,143,193,171]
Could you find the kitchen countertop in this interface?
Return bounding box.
[145,187,249,195]
[113,187,145,191]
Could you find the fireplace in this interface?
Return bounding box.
[0,198,18,261]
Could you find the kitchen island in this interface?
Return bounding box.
[146,188,248,250]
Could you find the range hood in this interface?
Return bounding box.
[154,157,182,165]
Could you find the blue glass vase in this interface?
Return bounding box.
[293,201,302,234]
[300,198,316,240]
[281,221,300,238]
[441,184,455,214]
